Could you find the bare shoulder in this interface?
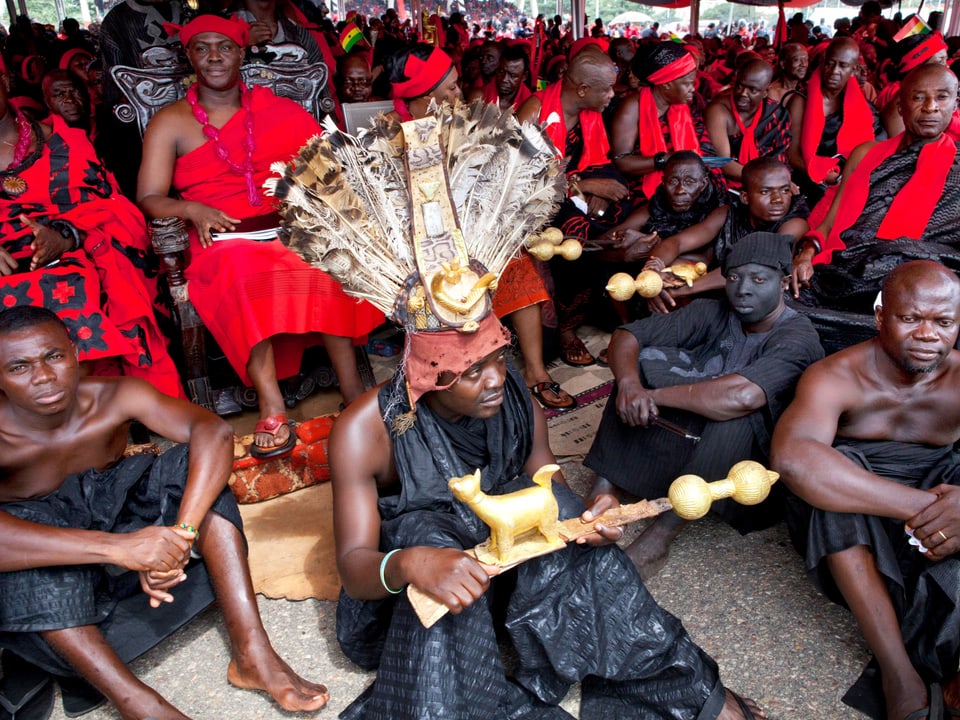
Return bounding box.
[516,95,542,124]
[143,99,192,138]
[330,385,394,483]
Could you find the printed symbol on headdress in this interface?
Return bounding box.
[422,202,446,237]
[419,181,440,202]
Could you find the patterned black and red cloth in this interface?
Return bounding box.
[0,117,183,398]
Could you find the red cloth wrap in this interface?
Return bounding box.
[166,14,250,48]
[817,133,957,263]
[404,312,512,408]
[731,94,762,165]
[645,53,696,85]
[637,86,700,199]
[0,117,183,397]
[171,86,383,385]
[492,253,550,317]
[536,81,610,174]
[900,32,948,73]
[482,78,532,111]
[391,46,453,99]
[801,69,876,184]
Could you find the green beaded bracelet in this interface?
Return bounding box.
[177,522,199,540]
[379,549,403,594]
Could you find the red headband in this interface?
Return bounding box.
[900,32,948,73]
[570,37,608,58]
[391,46,453,99]
[646,52,697,85]
[59,48,92,72]
[403,312,512,408]
[165,15,250,49]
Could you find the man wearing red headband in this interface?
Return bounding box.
[611,41,703,203]
[786,37,880,208]
[703,58,791,189]
[138,14,383,457]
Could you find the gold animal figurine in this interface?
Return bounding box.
[408,461,779,628]
[605,261,709,302]
[448,465,564,565]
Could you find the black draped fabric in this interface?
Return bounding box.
[700,98,792,170]
[714,195,809,271]
[337,364,727,720]
[786,440,960,699]
[643,177,724,240]
[0,444,242,675]
[585,300,822,532]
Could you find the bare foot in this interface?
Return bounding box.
[624,513,686,581]
[717,689,765,719]
[881,668,927,720]
[227,650,329,712]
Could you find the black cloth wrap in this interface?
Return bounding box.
[715,196,808,274]
[0,444,242,676]
[786,439,960,686]
[337,364,726,719]
[643,175,723,240]
[585,299,822,533]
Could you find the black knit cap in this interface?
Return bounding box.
[722,231,794,277]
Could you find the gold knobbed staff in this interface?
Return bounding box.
[407,461,779,628]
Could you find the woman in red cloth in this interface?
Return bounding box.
[138,15,384,457]
[611,42,704,202]
[386,43,575,410]
[0,77,183,398]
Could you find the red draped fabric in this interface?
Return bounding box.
[800,70,876,184]
[172,86,383,385]
[636,87,699,199]
[817,133,957,263]
[536,81,610,174]
[0,117,183,397]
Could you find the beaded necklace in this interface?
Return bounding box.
[0,113,35,197]
[186,83,261,207]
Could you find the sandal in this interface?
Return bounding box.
[596,348,609,367]
[560,334,595,367]
[250,413,297,459]
[529,381,577,410]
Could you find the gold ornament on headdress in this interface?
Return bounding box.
[265,100,566,333]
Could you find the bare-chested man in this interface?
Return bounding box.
[0,306,328,720]
[766,43,807,104]
[772,260,960,720]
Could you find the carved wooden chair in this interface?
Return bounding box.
[111,45,373,413]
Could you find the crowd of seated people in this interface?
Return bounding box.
[2,2,960,718]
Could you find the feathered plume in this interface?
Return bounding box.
[265,101,566,322]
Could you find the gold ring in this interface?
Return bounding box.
[939,530,949,542]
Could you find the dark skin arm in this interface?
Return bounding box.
[791,141,873,297]
[704,100,743,181]
[608,326,767,427]
[786,93,806,173]
[137,103,240,248]
[611,91,663,177]
[330,386,620,612]
[771,360,937,527]
[0,378,233,605]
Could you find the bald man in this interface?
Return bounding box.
[704,59,791,188]
[766,43,808,103]
[772,260,960,720]
[792,64,960,342]
[786,37,882,206]
[518,47,631,368]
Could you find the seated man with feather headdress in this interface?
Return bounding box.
[270,90,767,720]
[137,14,383,457]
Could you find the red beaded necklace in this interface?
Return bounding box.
[186,82,261,207]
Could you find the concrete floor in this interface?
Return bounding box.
[42,328,873,719]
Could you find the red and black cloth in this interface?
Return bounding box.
[0,117,183,397]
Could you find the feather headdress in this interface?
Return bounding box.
[264,99,566,333]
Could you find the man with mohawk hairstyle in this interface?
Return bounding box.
[270,86,766,720]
